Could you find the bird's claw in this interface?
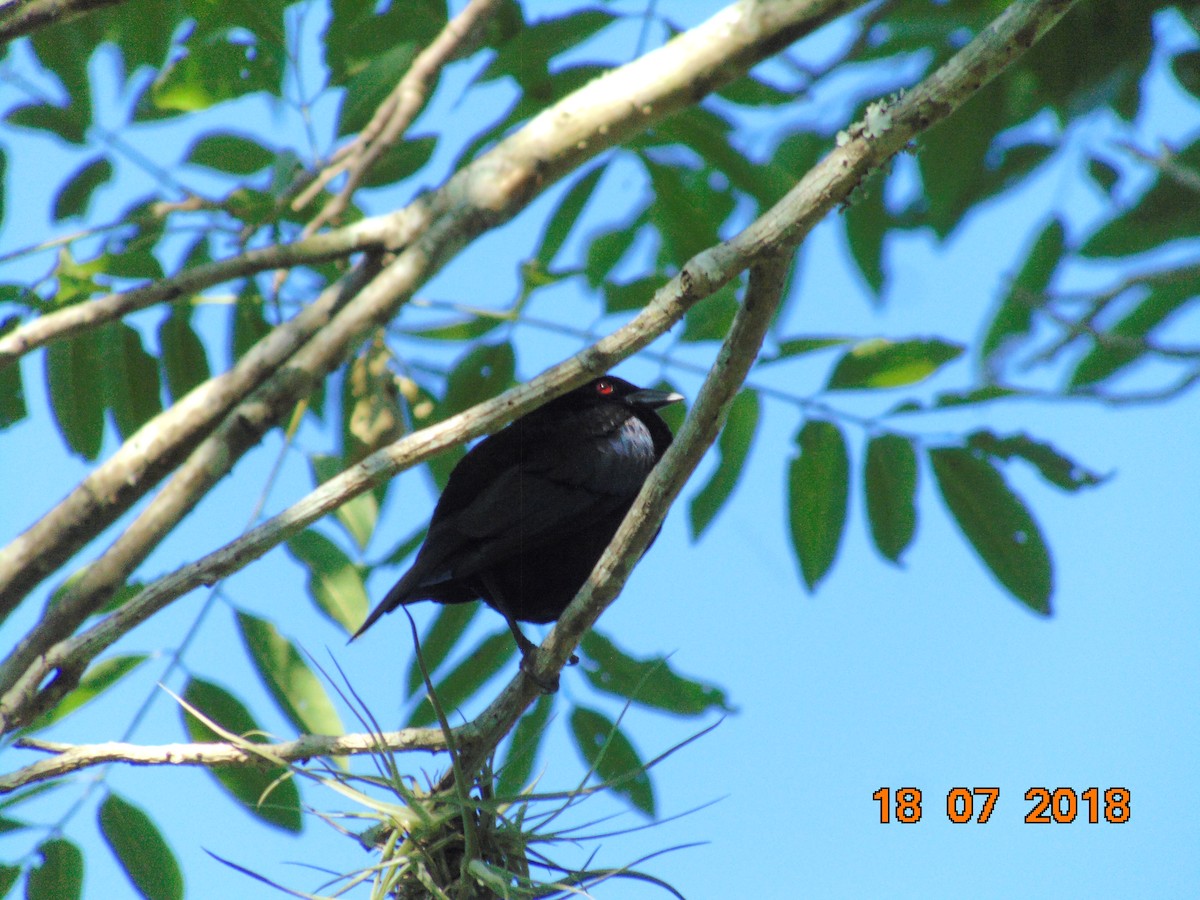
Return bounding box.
[519,653,560,693]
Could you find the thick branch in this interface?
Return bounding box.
[0,258,384,623]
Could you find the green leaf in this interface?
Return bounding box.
[1068,278,1196,388]
[929,447,1053,615]
[760,336,852,364]
[917,52,1055,233]
[360,136,437,188]
[787,420,849,591]
[23,655,147,733]
[26,838,82,900]
[7,102,88,144]
[982,218,1065,366]
[603,274,665,314]
[286,530,369,634]
[52,158,113,221]
[180,678,302,833]
[105,244,164,280]
[98,793,183,900]
[1082,138,1200,257]
[763,131,825,207]
[682,281,739,342]
[185,132,275,175]
[689,389,759,538]
[917,77,1009,237]
[440,342,517,418]
[587,218,645,288]
[0,864,18,897]
[1022,0,1156,122]
[633,106,780,209]
[158,304,210,403]
[407,315,506,342]
[497,694,553,798]
[45,332,105,459]
[844,167,890,295]
[717,74,794,106]
[479,9,615,87]
[931,385,1021,409]
[966,431,1106,492]
[1086,157,1120,195]
[581,632,733,716]
[230,291,271,361]
[569,706,655,817]
[404,603,479,697]
[408,631,515,727]
[340,342,404,470]
[649,377,686,435]
[382,523,428,566]
[644,157,732,265]
[104,324,163,440]
[235,611,344,736]
[335,42,419,136]
[864,434,917,564]
[827,338,963,390]
[151,36,284,113]
[0,319,27,429]
[325,0,443,87]
[1172,48,1200,99]
[536,165,605,266]
[0,817,26,835]
[311,455,377,550]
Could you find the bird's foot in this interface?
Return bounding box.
[519,652,560,694]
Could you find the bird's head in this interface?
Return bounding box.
[572,375,684,411]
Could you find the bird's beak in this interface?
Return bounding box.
[627,387,685,409]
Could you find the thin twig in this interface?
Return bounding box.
[1116,138,1200,194]
[2,729,448,794]
[294,0,504,231]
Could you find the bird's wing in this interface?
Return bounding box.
[353,413,660,637]
[435,414,658,572]
[432,453,639,577]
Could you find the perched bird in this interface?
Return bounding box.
[353,375,682,664]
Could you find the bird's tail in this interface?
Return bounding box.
[349,567,425,642]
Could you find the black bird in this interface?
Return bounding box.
[352,375,682,664]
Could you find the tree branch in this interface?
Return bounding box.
[1,729,447,794]
[0,0,863,718]
[0,257,384,623]
[0,225,386,369]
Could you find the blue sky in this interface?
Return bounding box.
[1,2,1198,898]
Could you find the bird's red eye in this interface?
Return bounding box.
[595,379,614,396]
